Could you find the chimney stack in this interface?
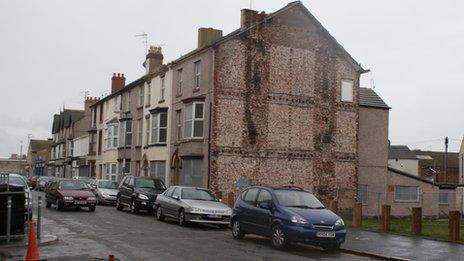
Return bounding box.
[240,9,267,29]
[145,46,163,74]
[197,28,223,48]
[84,96,100,110]
[111,73,126,94]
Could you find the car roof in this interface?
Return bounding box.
[246,185,307,192]
[170,186,209,190]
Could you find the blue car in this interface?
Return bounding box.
[230,185,345,250]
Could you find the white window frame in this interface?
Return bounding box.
[341,79,354,102]
[439,191,449,205]
[176,110,182,141]
[177,68,183,95]
[106,163,118,181]
[151,112,168,144]
[194,60,201,89]
[160,76,165,101]
[146,84,151,106]
[137,120,143,146]
[107,124,119,148]
[124,120,132,146]
[394,186,420,203]
[114,95,121,112]
[183,102,204,139]
[139,86,144,106]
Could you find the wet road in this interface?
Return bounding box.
[4,191,374,260]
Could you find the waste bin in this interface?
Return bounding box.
[0,184,26,236]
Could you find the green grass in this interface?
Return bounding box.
[342,216,464,243]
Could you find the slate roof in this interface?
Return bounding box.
[29,139,53,152]
[51,109,85,134]
[359,88,390,109]
[389,145,417,160]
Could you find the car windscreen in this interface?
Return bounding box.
[99,180,118,189]
[274,190,325,209]
[2,176,27,187]
[59,180,88,190]
[135,178,166,189]
[181,188,217,201]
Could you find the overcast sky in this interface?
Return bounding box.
[1,0,463,157]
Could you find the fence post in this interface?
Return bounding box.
[449,211,460,241]
[411,207,422,235]
[37,196,42,239]
[227,192,235,208]
[381,205,391,232]
[377,193,381,221]
[353,202,362,228]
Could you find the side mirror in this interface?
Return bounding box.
[258,201,272,210]
[172,195,179,200]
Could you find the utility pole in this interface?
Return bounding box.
[444,136,449,183]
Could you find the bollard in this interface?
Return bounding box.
[449,211,460,241]
[37,196,42,239]
[353,202,362,228]
[6,196,12,244]
[227,192,235,208]
[381,205,391,232]
[108,254,115,261]
[411,207,422,235]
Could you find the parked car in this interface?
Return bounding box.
[1,173,33,220]
[116,175,166,214]
[230,186,346,250]
[29,176,40,190]
[37,176,53,191]
[45,179,97,211]
[155,186,231,228]
[76,176,94,188]
[90,179,119,205]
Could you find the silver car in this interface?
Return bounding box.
[155,186,232,228]
[1,173,33,219]
[90,179,119,205]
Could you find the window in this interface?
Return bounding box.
[107,124,118,148]
[244,188,259,205]
[135,161,140,176]
[164,187,175,197]
[172,187,180,198]
[394,186,419,202]
[358,185,368,205]
[194,61,201,89]
[99,104,104,123]
[114,95,121,112]
[176,110,182,141]
[183,102,204,139]
[124,120,132,146]
[180,158,203,187]
[177,68,183,95]
[257,189,272,206]
[439,191,449,205]
[146,84,151,106]
[137,120,142,146]
[106,163,117,181]
[151,112,168,144]
[139,86,144,106]
[145,118,150,146]
[126,91,131,111]
[150,161,166,182]
[160,76,165,101]
[121,161,130,175]
[341,79,354,102]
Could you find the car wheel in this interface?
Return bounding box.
[178,209,187,226]
[130,200,139,214]
[46,201,51,208]
[232,219,245,239]
[271,225,287,249]
[116,197,124,211]
[57,200,64,211]
[89,206,96,212]
[322,243,341,251]
[156,206,165,221]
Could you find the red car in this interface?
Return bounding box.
[45,179,97,211]
[29,176,40,189]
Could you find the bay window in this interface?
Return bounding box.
[107,124,118,148]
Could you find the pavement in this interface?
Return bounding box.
[343,229,464,261]
[0,191,373,261]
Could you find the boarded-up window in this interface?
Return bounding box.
[341,79,354,102]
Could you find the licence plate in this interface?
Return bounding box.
[75,201,87,205]
[316,231,335,238]
[207,214,222,218]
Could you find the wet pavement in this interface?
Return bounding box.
[344,229,464,261]
[0,191,373,261]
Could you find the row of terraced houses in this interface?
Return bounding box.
[31,2,463,214]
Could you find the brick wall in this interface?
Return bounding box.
[210,5,360,210]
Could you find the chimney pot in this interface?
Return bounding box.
[145,45,164,74]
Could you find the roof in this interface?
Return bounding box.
[29,140,53,152]
[51,109,85,134]
[388,167,458,189]
[359,88,390,109]
[91,77,146,107]
[389,145,417,160]
[413,150,460,169]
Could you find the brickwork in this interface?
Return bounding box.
[210,4,361,210]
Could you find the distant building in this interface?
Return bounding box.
[413,150,460,184]
[26,139,53,177]
[388,145,420,175]
[0,154,27,175]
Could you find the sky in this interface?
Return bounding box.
[0,0,463,157]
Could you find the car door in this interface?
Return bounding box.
[166,187,180,217]
[158,187,173,214]
[120,176,132,204]
[252,189,274,236]
[239,188,259,233]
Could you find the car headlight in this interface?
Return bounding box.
[63,196,74,201]
[335,218,345,227]
[138,194,149,200]
[101,192,110,198]
[290,215,308,224]
[87,196,96,201]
